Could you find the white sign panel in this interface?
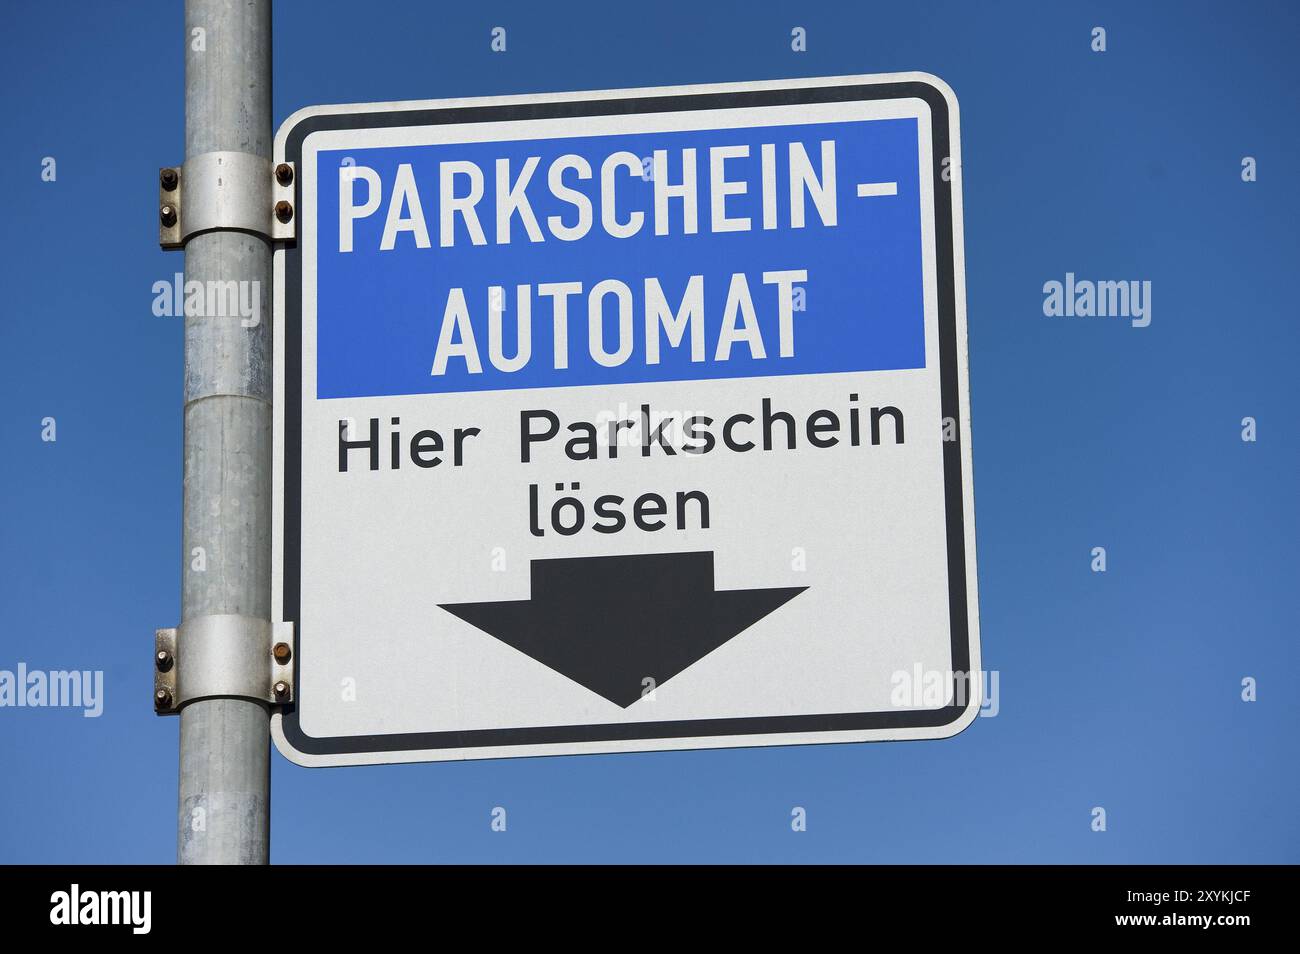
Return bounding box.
[272,73,980,765]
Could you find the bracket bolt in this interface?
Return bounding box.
[274,200,293,223]
[160,204,177,227]
[273,680,291,701]
[275,163,294,186]
[159,168,179,191]
[272,641,292,663]
[155,649,173,671]
[155,687,173,709]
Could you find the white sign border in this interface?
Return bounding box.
[271,72,980,766]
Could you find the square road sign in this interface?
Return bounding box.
[271,73,980,765]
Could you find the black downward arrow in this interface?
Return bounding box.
[440,551,806,708]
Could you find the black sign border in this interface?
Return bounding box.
[279,78,975,758]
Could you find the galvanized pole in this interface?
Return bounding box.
[177,0,273,864]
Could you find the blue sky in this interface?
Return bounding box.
[1,0,1297,863]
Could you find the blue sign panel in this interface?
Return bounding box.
[314,117,926,399]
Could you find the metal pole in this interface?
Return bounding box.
[177,0,273,865]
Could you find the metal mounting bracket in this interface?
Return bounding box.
[154,615,295,715]
[158,151,295,249]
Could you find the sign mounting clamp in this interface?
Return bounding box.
[158,152,296,248]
